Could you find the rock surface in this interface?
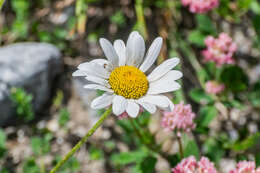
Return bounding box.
[72,77,100,125]
[0,42,62,125]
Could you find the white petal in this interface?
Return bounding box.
[168,98,174,111]
[99,38,119,67]
[138,95,169,108]
[114,40,126,66]
[91,93,114,109]
[78,62,110,79]
[84,84,113,92]
[139,37,163,72]
[161,97,174,112]
[147,58,180,82]
[147,70,182,94]
[72,70,87,76]
[126,31,145,67]
[136,100,156,114]
[126,100,140,118]
[89,59,108,65]
[85,76,109,87]
[90,59,113,71]
[112,95,127,115]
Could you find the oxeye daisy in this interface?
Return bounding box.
[73,31,182,118]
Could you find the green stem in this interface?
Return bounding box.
[177,135,184,159]
[0,0,5,10]
[130,119,144,141]
[50,107,112,173]
[75,0,88,35]
[135,0,148,40]
[40,159,46,173]
[176,34,207,89]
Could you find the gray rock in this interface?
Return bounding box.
[72,78,100,124]
[0,42,62,125]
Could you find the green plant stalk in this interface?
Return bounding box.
[176,34,207,89]
[135,0,148,40]
[75,0,88,34]
[0,0,5,10]
[177,135,184,159]
[50,107,112,173]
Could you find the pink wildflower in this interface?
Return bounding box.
[230,161,260,173]
[161,101,196,134]
[118,107,144,120]
[205,81,225,94]
[118,112,129,120]
[181,0,219,13]
[172,156,218,173]
[202,33,237,67]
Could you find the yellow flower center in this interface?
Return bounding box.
[109,66,149,99]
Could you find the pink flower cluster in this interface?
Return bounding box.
[172,156,218,173]
[229,161,260,173]
[161,101,196,134]
[205,81,225,94]
[202,33,237,67]
[181,0,219,13]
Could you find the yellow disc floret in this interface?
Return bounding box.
[109,66,149,99]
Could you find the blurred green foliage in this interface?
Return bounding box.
[31,133,53,156]
[11,0,29,39]
[0,129,6,158]
[22,157,40,173]
[58,108,70,127]
[10,88,34,122]
[53,156,80,173]
[110,11,126,27]
[89,146,104,160]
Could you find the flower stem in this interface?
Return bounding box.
[135,0,148,40]
[50,107,112,173]
[0,0,5,10]
[177,135,184,159]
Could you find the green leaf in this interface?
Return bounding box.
[0,129,6,158]
[30,133,52,155]
[89,146,104,160]
[0,129,6,148]
[188,30,206,47]
[238,0,252,10]
[189,88,214,104]
[110,11,126,27]
[0,168,9,173]
[58,108,70,127]
[255,153,260,167]
[10,87,34,122]
[249,80,260,108]
[196,14,216,34]
[198,106,218,127]
[253,15,260,33]
[231,132,260,151]
[23,157,40,173]
[111,150,148,166]
[140,156,157,173]
[219,65,248,92]
[250,0,260,15]
[167,154,181,167]
[137,111,151,126]
[203,137,225,163]
[183,134,199,159]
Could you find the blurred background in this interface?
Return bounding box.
[0,0,260,172]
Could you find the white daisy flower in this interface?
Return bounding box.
[73,31,183,118]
